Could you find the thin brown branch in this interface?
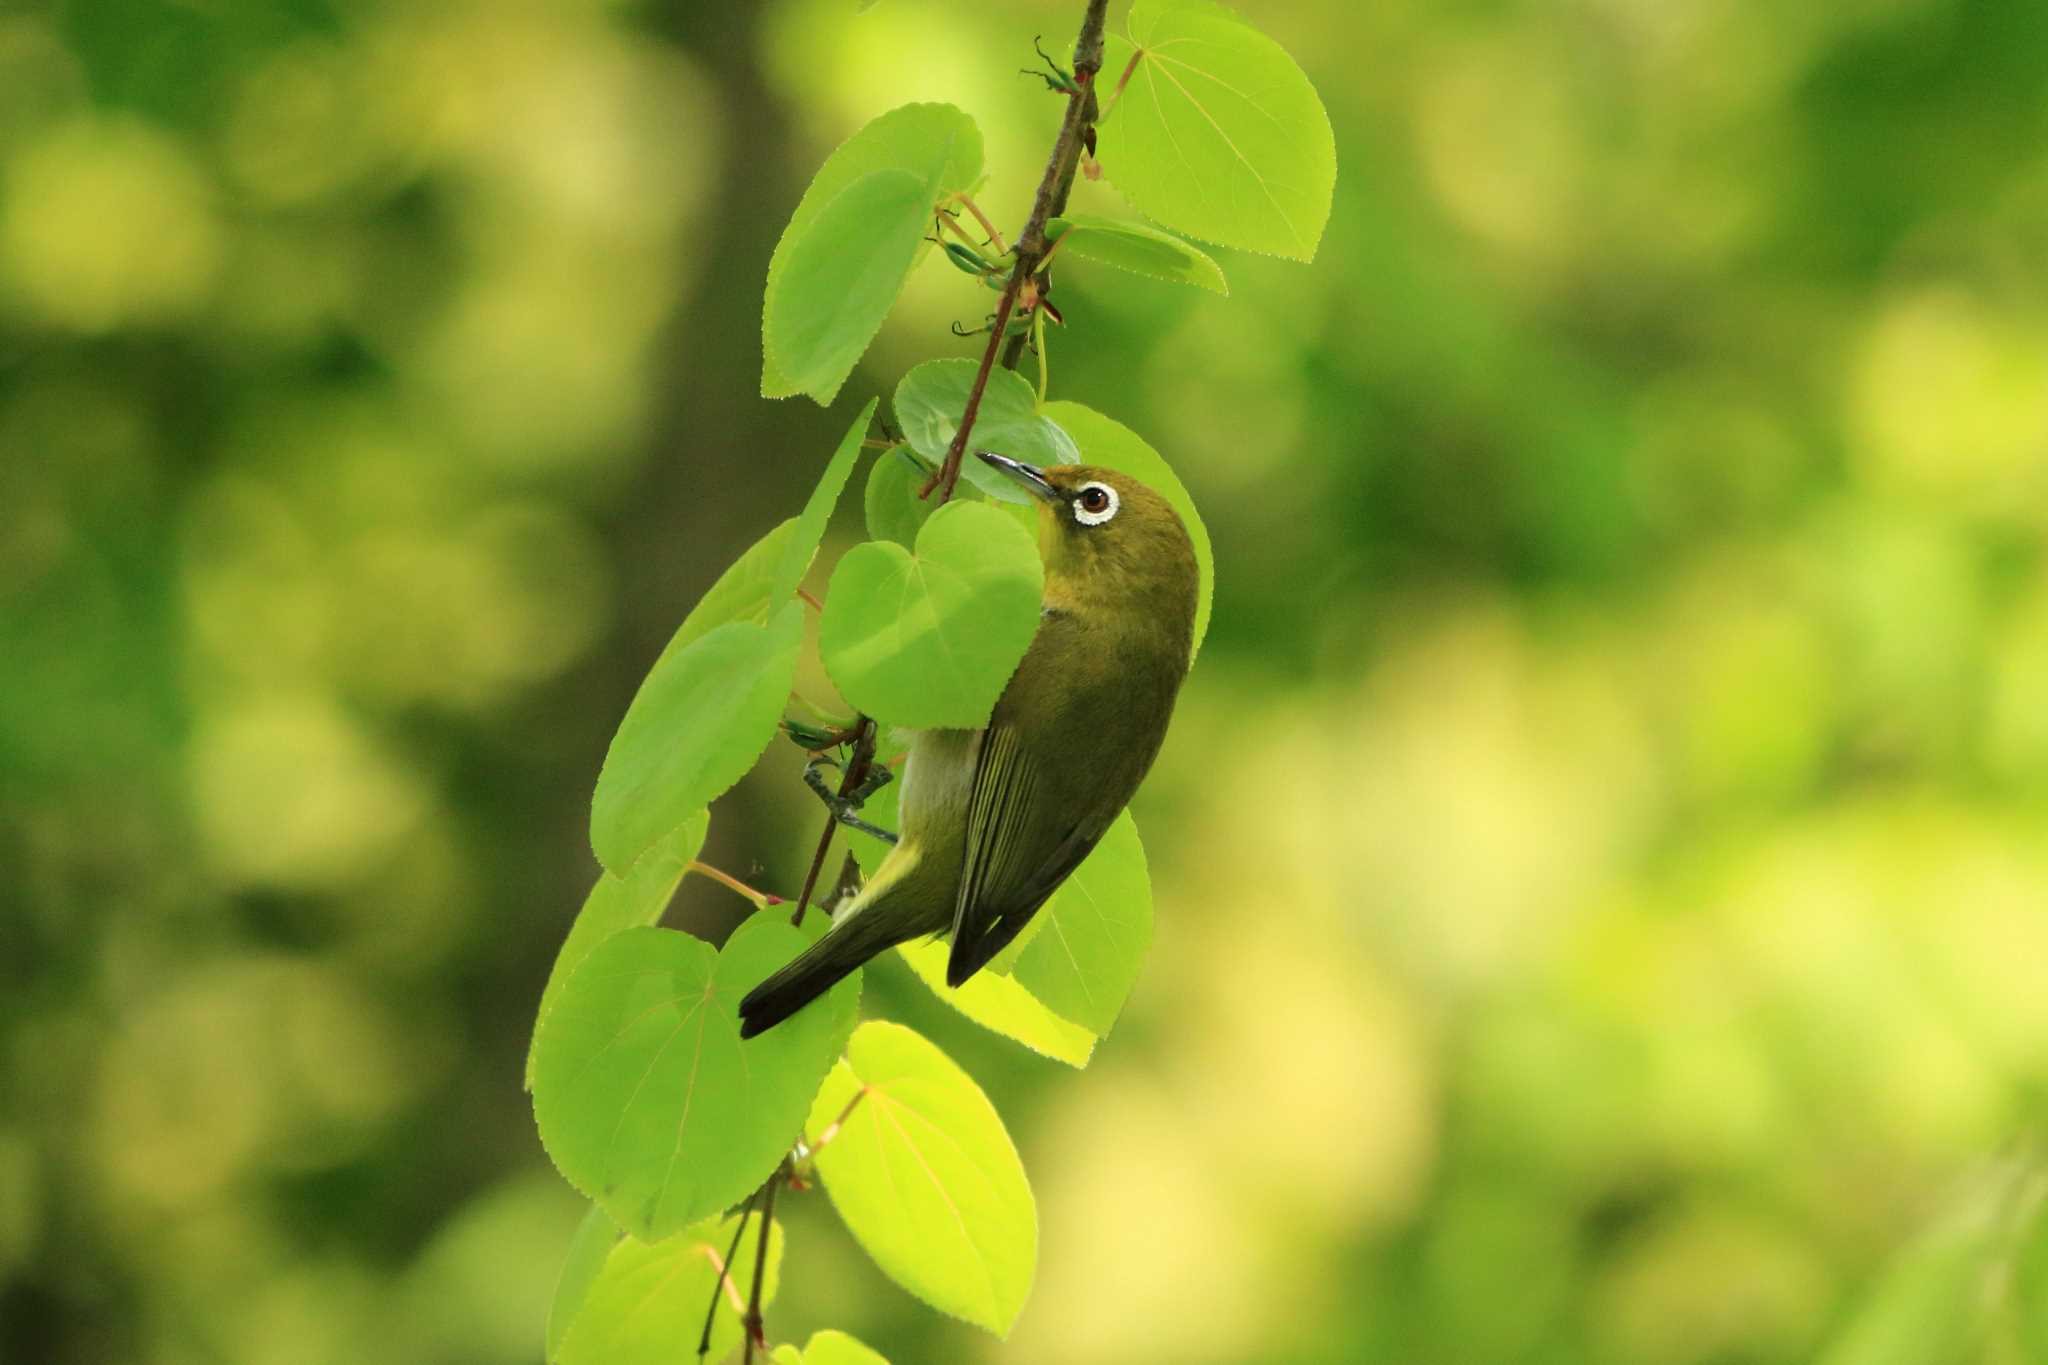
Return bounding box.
[698,1192,756,1360]
[740,1173,782,1362]
[1000,2,1110,372]
[789,715,879,928]
[922,0,1113,502]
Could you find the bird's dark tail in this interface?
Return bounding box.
[738,906,909,1039]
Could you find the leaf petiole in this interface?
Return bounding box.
[688,861,785,911]
[1033,306,1049,402]
[949,192,1008,253]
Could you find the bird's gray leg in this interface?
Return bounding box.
[803,757,899,844]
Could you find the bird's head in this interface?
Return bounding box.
[976,452,1198,636]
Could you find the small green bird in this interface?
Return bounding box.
[738,452,1199,1037]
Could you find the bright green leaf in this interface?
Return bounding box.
[1040,400,1214,656]
[819,503,1043,728]
[864,447,937,548]
[556,1213,783,1365]
[531,915,857,1240]
[777,397,879,600]
[763,104,983,398]
[590,602,802,874]
[545,1204,619,1362]
[898,939,1095,1068]
[807,1021,1036,1335]
[1009,810,1152,1037]
[663,522,798,663]
[893,360,1077,504]
[1047,213,1227,293]
[527,812,707,1089]
[1100,0,1336,260]
[767,169,933,405]
[802,1329,892,1365]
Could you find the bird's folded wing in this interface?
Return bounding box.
[946,723,1102,986]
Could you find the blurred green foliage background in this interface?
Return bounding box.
[6,0,2048,1360]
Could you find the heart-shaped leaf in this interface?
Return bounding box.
[772,1330,892,1365]
[1046,214,1227,293]
[1040,400,1214,657]
[590,602,802,875]
[554,1212,783,1365]
[763,104,983,400]
[893,360,1078,504]
[819,502,1043,728]
[1100,0,1335,260]
[807,1022,1036,1335]
[527,813,707,1088]
[1008,810,1152,1036]
[531,915,857,1240]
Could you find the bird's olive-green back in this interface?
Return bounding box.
[944,464,1199,980]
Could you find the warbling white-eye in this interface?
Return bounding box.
[738,452,1199,1037]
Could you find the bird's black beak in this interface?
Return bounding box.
[976,451,1060,503]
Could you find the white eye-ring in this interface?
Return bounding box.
[1073,481,1119,526]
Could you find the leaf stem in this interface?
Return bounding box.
[935,208,1000,266]
[1098,44,1144,125]
[689,861,785,911]
[1033,306,1049,403]
[952,192,1008,253]
[808,1085,870,1154]
[921,0,1112,502]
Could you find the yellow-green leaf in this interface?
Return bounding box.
[1008,810,1152,1037]
[545,1204,619,1361]
[807,1021,1035,1335]
[1100,0,1335,260]
[763,104,983,398]
[819,502,1043,728]
[898,939,1096,1068]
[531,916,857,1239]
[766,169,933,405]
[893,360,1078,504]
[1046,213,1227,293]
[527,813,707,1089]
[556,1213,782,1365]
[590,601,802,875]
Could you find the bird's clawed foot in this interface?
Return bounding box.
[802,756,899,845]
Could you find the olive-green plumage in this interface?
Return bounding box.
[737,453,1198,1038]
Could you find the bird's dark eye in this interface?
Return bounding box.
[1073,482,1119,525]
